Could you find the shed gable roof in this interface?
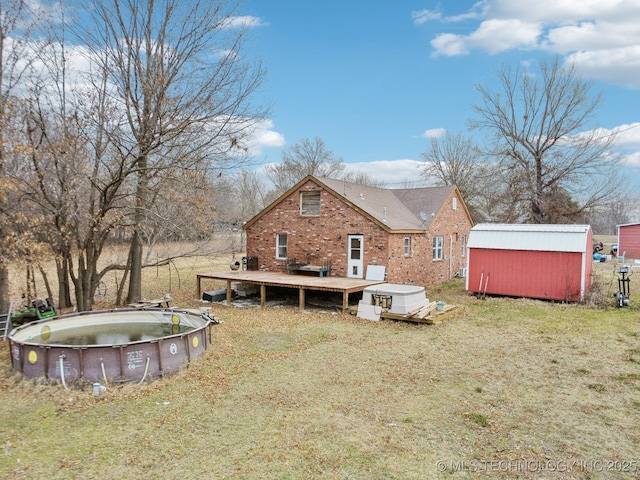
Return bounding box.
[468,223,591,253]
[243,175,470,232]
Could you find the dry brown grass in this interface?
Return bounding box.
[1,247,640,479]
[7,241,239,312]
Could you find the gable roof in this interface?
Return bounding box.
[468,223,592,253]
[244,175,471,232]
[318,177,458,230]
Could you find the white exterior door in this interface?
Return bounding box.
[347,235,364,278]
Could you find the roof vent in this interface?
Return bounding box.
[383,207,387,222]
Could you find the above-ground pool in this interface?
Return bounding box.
[9,308,213,385]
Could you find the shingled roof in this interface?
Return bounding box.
[244,175,464,232]
[317,177,457,231]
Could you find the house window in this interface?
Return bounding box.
[300,191,321,216]
[461,234,466,257]
[404,236,411,255]
[432,236,443,260]
[276,234,288,259]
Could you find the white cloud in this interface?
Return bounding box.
[246,119,285,157]
[613,123,640,149]
[566,47,640,88]
[413,1,487,25]
[621,151,640,168]
[467,19,540,54]
[419,0,640,88]
[431,18,540,56]
[420,128,447,139]
[487,0,640,24]
[431,34,470,56]
[344,159,428,186]
[221,16,269,29]
[412,9,442,25]
[578,123,640,168]
[585,123,640,150]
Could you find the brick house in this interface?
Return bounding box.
[243,175,473,287]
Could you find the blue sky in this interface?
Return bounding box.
[239,0,640,187]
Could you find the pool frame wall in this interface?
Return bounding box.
[9,308,213,384]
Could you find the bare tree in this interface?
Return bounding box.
[9,58,134,312]
[471,56,625,224]
[588,194,632,235]
[234,169,270,221]
[342,171,386,188]
[0,0,47,312]
[266,136,384,195]
[420,131,492,222]
[82,0,268,303]
[2,3,143,312]
[266,137,346,193]
[421,133,480,188]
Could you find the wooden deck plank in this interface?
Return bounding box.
[381,305,461,324]
[196,271,384,312]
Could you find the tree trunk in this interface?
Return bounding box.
[74,253,98,312]
[0,263,8,314]
[126,155,148,304]
[0,106,8,314]
[116,255,131,306]
[56,256,73,309]
[37,265,55,305]
[74,254,86,311]
[126,230,143,304]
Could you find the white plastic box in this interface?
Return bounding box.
[361,283,428,315]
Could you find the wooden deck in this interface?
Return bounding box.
[197,271,384,312]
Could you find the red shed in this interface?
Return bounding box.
[466,224,593,302]
[617,223,640,260]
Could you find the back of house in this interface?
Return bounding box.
[243,175,474,287]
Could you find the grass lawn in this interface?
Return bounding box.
[1,255,640,479]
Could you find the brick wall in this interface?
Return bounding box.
[386,190,472,286]
[245,180,472,288]
[245,180,389,276]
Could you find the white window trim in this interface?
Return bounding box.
[433,235,444,260]
[276,233,287,259]
[404,236,411,256]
